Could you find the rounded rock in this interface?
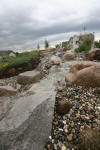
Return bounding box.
[78,128,100,150]
[56,99,71,115]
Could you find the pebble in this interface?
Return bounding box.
[63,120,66,124]
[97,121,100,125]
[61,145,67,150]
[97,106,100,111]
[49,136,52,140]
[45,85,100,150]
[98,115,100,119]
[67,135,73,142]
[54,144,57,149]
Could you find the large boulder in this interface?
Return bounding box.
[50,56,61,65]
[0,91,56,150]
[64,52,75,61]
[65,61,100,87]
[78,128,100,150]
[17,70,40,85]
[88,48,100,61]
[0,86,17,97]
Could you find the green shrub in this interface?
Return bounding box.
[37,43,40,49]
[44,40,49,48]
[75,40,92,53]
[95,41,100,48]
[62,41,71,51]
[55,44,59,48]
[0,50,40,70]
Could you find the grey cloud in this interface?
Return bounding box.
[0,0,100,50]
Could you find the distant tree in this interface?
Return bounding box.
[37,43,40,50]
[44,40,49,49]
[55,44,59,48]
[95,40,100,48]
[15,52,19,56]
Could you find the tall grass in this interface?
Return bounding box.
[0,51,40,70]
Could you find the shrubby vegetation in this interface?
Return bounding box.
[55,39,72,51]
[55,44,59,49]
[95,40,100,48]
[62,41,71,51]
[75,40,91,52]
[0,50,40,70]
[55,34,94,53]
[75,37,93,53]
[44,40,49,48]
[37,43,40,49]
[61,37,73,51]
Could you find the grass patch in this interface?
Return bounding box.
[75,40,92,53]
[62,41,71,51]
[0,50,40,70]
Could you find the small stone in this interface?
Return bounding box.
[76,113,80,118]
[80,115,86,120]
[72,129,75,133]
[59,128,63,131]
[54,144,57,150]
[92,123,97,128]
[63,116,66,120]
[61,145,67,150]
[98,115,100,119]
[52,139,54,144]
[64,126,68,133]
[56,99,71,115]
[80,115,90,120]
[67,135,73,142]
[58,141,62,148]
[95,111,99,115]
[70,122,74,127]
[97,106,100,111]
[63,120,66,124]
[85,116,90,120]
[80,126,84,130]
[49,136,52,140]
[96,121,100,125]
[67,114,71,118]
[47,144,50,149]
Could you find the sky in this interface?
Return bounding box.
[0,0,100,50]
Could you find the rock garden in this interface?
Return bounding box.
[0,38,100,150]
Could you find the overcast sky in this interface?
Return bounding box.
[0,0,100,50]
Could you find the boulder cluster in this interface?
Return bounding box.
[45,48,100,150]
[0,47,100,150]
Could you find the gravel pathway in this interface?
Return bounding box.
[45,84,100,150]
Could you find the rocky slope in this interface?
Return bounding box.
[45,85,100,150]
[0,48,99,150]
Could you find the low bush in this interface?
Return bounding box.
[55,44,59,49]
[75,40,92,53]
[62,41,71,51]
[95,41,100,48]
[0,50,40,70]
[44,40,49,48]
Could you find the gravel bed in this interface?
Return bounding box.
[0,76,17,88]
[45,84,100,150]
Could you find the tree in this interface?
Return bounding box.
[95,40,100,48]
[37,43,40,50]
[44,40,49,49]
